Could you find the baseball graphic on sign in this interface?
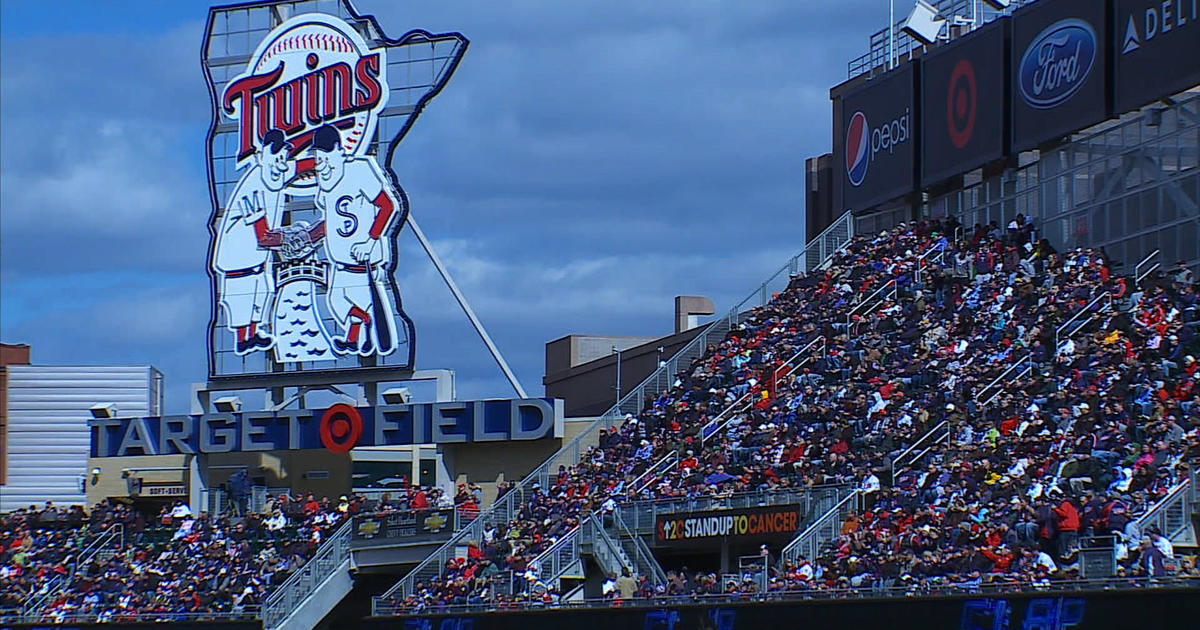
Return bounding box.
[205,11,470,377]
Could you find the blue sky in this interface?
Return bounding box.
[0,0,885,411]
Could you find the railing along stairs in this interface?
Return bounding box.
[1135,477,1196,548]
[584,516,630,577]
[699,335,827,449]
[772,335,827,391]
[698,391,754,446]
[372,210,856,613]
[976,353,1034,409]
[846,279,899,332]
[890,420,951,479]
[524,524,585,596]
[631,450,680,495]
[781,489,861,566]
[915,240,949,284]
[1134,248,1161,287]
[262,518,353,630]
[21,524,124,620]
[608,509,667,585]
[1054,291,1114,357]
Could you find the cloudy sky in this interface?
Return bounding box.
[0,0,885,411]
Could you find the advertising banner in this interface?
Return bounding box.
[351,509,457,546]
[1113,0,1200,113]
[89,398,564,457]
[921,18,1009,187]
[360,587,1200,630]
[654,505,802,546]
[840,62,919,213]
[1011,0,1109,151]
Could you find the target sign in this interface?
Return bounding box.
[320,403,363,453]
[947,58,977,149]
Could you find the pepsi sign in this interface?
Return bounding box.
[838,62,919,213]
[845,112,870,187]
[1011,0,1109,152]
[1017,19,1098,109]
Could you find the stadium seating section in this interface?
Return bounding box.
[3,218,1198,622]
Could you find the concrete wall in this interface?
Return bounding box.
[2,365,156,511]
[544,327,704,417]
[0,343,32,486]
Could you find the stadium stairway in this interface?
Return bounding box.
[781,489,862,566]
[370,211,857,612]
[262,519,353,630]
[20,524,124,620]
[1137,473,1198,549]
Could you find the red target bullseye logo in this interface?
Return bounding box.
[320,403,363,453]
[947,58,977,149]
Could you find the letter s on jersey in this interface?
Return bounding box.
[334,195,358,237]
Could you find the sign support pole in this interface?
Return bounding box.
[406,214,529,399]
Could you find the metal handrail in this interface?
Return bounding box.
[612,509,667,585]
[632,451,680,495]
[1055,292,1113,356]
[528,524,582,591]
[846,279,898,325]
[781,489,860,565]
[915,241,949,283]
[1134,478,1194,544]
[974,353,1033,407]
[698,391,754,445]
[1135,249,1161,285]
[585,516,630,577]
[890,420,950,480]
[262,518,353,630]
[772,335,827,387]
[5,609,264,625]
[22,523,124,619]
[377,210,855,603]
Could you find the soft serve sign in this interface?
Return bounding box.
[1018,19,1098,109]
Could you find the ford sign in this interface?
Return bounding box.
[1018,19,1097,109]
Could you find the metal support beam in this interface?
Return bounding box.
[406,214,528,399]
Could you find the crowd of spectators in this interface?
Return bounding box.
[0,477,485,622]
[386,217,1199,613]
[0,491,358,622]
[5,218,1200,619]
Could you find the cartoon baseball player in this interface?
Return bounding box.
[211,129,295,355]
[310,124,401,356]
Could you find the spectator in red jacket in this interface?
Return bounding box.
[1052,491,1081,558]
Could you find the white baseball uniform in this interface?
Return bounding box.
[314,158,394,326]
[212,167,284,329]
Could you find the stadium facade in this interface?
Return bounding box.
[0,343,162,512]
[808,0,1200,277]
[4,1,1200,629]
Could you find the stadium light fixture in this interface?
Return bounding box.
[214,396,242,413]
[382,387,413,404]
[89,403,118,419]
[902,1,947,46]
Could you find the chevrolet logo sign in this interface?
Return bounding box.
[358,519,380,538]
[424,513,448,532]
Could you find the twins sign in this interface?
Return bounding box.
[203,7,467,377]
